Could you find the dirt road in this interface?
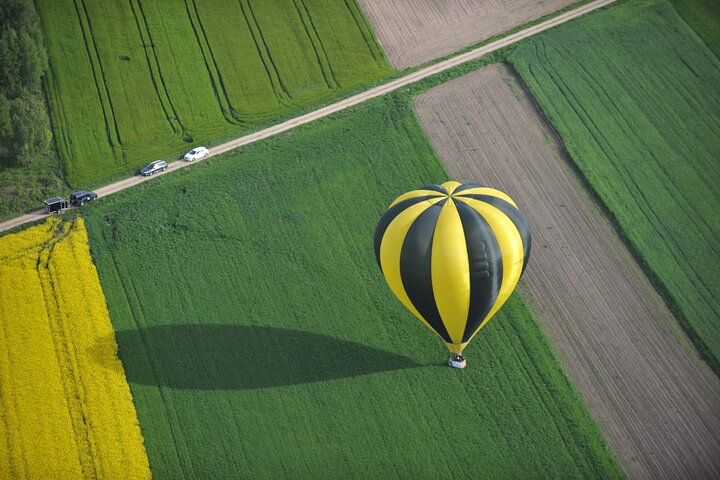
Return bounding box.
[414,64,720,479]
[357,0,576,70]
[0,0,615,235]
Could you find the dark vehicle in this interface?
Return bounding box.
[70,191,97,206]
[44,197,69,214]
[140,160,168,176]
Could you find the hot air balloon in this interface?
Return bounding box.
[374,181,531,367]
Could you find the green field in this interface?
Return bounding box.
[81,95,622,478]
[508,0,720,373]
[669,0,720,55]
[36,0,391,186]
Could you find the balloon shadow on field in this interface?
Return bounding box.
[92,325,422,390]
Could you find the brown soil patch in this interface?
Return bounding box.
[414,64,720,479]
[357,0,576,70]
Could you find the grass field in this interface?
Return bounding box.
[0,217,149,478]
[80,95,622,478]
[36,0,392,186]
[508,0,720,373]
[669,0,720,55]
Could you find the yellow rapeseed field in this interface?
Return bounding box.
[0,217,151,479]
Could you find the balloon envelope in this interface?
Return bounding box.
[374,181,531,354]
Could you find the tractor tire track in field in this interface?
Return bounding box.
[43,70,75,176]
[104,242,196,479]
[36,220,100,480]
[0,342,17,477]
[344,0,385,64]
[558,44,720,319]
[532,40,720,321]
[183,0,242,126]
[293,0,338,91]
[0,220,61,478]
[358,0,577,70]
[71,0,122,151]
[0,0,615,234]
[129,0,187,140]
[414,64,720,480]
[238,0,293,104]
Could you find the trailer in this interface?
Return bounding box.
[44,197,69,214]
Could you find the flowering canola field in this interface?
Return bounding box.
[0,217,150,479]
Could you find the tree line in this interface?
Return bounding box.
[0,0,52,168]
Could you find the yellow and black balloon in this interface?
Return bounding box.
[374,181,531,355]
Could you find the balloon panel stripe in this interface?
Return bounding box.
[456,201,503,343]
[389,190,446,208]
[441,181,462,195]
[456,194,531,273]
[458,198,526,342]
[431,200,471,344]
[379,201,440,335]
[400,202,452,343]
[374,195,441,269]
[418,184,448,194]
[454,182,486,193]
[456,188,517,208]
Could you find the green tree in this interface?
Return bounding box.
[0,0,51,167]
[0,94,11,162]
[4,91,51,166]
[0,27,47,98]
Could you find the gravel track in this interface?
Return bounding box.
[357,0,576,69]
[414,64,720,479]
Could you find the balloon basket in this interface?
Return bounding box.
[448,354,466,369]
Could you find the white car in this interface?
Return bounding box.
[184,146,209,162]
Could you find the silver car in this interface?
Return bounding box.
[140,160,168,176]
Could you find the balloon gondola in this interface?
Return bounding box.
[374,181,531,368]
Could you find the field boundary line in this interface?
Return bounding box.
[0,0,615,235]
